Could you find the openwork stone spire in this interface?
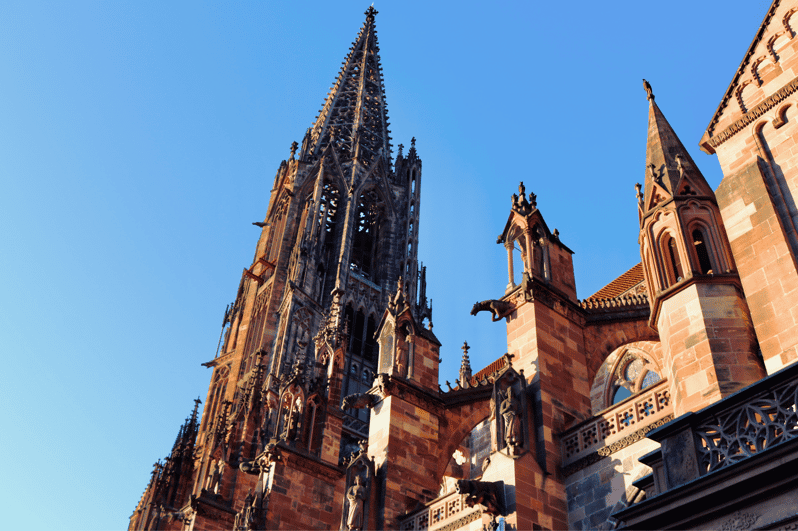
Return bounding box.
[308,6,392,167]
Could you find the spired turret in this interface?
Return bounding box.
[637,81,765,415]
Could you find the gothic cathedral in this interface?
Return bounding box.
[131,3,798,530]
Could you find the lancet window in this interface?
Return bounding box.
[351,189,383,280]
[691,227,714,274]
[318,181,342,261]
[660,232,684,287]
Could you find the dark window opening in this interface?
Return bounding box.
[364,315,377,362]
[663,234,683,285]
[692,229,713,274]
[351,190,382,279]
[351,310,365,357]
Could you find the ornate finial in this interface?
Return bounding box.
[529,191,537,208]
[290,141,298,160]
[397,143,404,157]
[635,183,643,207]
[365,5,378,18]
[643,79,654,102]
[411,137,416,147]
[518,181,526,198]
[459,341,473,389]
[553,228,559,239]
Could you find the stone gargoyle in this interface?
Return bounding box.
[470,300,512,322]
[342,393,377,410]
[456,479,505,516]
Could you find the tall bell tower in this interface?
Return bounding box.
[129,7,432,531]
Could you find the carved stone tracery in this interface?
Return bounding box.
[695,378,798,473]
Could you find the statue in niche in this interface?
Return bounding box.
[206,457,225,494]
[281,396,301,441]
[346,475,367,531]
[500,387,522,454]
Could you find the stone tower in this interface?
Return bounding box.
[129,7,431,530]
[638,84,765,416]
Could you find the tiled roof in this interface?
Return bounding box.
[471,355,509,383]
[587,263,645,301]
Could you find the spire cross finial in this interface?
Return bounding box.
[411,137,416,147]
[643,79,655,102]
[462,341,470,356]
[365,5,378,18]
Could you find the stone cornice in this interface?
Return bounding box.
[702,74,798,153]
[371,374,445,418]
[703,1,782,147]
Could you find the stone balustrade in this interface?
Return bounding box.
[560,379,671,467]
[399,490,482,531]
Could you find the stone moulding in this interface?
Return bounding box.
[705,75,798,151]
[561,415,674,477]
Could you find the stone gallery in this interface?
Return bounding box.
[130,2,798,529]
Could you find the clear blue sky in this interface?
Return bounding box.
[0,1,771,529]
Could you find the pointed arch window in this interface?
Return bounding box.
[660,233,684,286]
[691,228,714,274]
[351,190,383,280]
[609,353,662,407]
[318,182,342,265]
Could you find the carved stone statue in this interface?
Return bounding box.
[207,457,225,494]
[500,387,522,453]
[346,475,367,531]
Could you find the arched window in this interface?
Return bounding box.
[660,233,683,286]
[610,354,662,406]
[351,190,383,280]
[691,228,713,274]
